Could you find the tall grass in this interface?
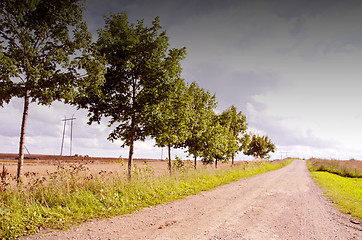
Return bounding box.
[0,159,292,239]
[307,158,362,178]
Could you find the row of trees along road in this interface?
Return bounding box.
[0,0,276,182]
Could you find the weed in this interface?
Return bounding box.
[172,156,193,173]
[0,165,10,192]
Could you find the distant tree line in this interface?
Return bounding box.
[0,0,276,181]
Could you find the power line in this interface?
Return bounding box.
[24,145,32,158]
[280,151,289,159]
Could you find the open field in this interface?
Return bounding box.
[20,160,361,240]
[0,153,244,181]
[1,153,289,239]
[3,157,360,239]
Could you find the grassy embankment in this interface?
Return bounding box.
[307,158,362,219]
[0,158,292,239]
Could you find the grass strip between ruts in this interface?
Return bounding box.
[0,159,292,239]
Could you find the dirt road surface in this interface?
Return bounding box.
[23,160,361,240]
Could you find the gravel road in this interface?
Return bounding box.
[23,160,361,240]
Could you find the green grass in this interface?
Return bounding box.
[0,159,292,239]
[310,171,362,219]
[307,158,362,178]
[307,159,362,219]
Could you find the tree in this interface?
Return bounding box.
[183,82,217,168]
[147,78,190,175]
[243,134,276,159]
[0,0,103,183]
[200,116,230,168]
[218,105,248,165]
[76,13,186,179]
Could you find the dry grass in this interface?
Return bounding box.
[0,153,238,179]
[307,158,362,178]
[0,157,292,239]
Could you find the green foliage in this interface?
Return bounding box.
[0,0,101,106]
[148,78,190,149]
[75,12,186,178]
[147,77,190,174]
[310,171,362,219]
[243,134,276,159]
[183,82,217,163]
[172,156,193,173]
[218,105,249,163]
[0,0,104,182]
[0,159,292,239]
[199,105,249,167]
[184,102,250,167]
[74,12,186,178]
[79,12,186,141]
[200,116,230,166]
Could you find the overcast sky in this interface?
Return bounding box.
[1,0,362,160]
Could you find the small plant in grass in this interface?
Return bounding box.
[173,155,185,170]
[172,156,193,173]
[0,165,10,192]
[131,161,155,181]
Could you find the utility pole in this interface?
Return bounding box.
[60,118,66,156]
[60,116,76,156]
[280,151,289,159]
[70,116,74,156]
[24,145,32,159]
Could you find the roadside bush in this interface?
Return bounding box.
[172,156,193,173]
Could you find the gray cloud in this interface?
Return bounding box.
[245,102,340,156]
[2,0,362,159]
[184,64,280,111]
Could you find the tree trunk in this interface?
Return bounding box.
[194,155,197,169]
[215,158,218,169]
[128,113,136,180]
[128,136,134,180]
[128,82,137,180]
[168,144,172,175]
[17,92,30,184]
[232,153,235,166]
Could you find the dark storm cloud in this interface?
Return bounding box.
[84,0,229,32]
[184,63,280,111]
[2,0,362,158]
[63,0,362,159]
[85,0,362,59]
[273,0,362,19]
[272,0,362,59]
